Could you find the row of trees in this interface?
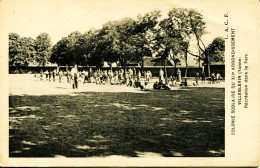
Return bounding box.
[9,8,225,76]
[9,33,52,67]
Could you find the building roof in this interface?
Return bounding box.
[210,61,225,65]
[143,56,174,66]
[28,62,58,67]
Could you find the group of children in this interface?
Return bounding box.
[39,67,223,90]
[39,67,154,90]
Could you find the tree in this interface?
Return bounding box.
[51,31,92,67]
[9,33,36,68]
[154,16,184,77]
[103,18,137,67]
[20,37,36,66]
[133,10,161,73]
[203,37,225,75]
[88,26,119,68]
[165,8,206,77]
[65,31,83,66]
[171,9,214,76]
[9,33,22,67]
[50,37,70,66]
[34,33,52,66]
[77,30,100,67]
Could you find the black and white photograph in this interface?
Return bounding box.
[1,0,259,167]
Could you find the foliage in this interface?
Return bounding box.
[9,33,36,67]
[50,37,70,65]
[34,33,52,66]
[10,8,225,72]
[133,10,161,68]
[203,37,225,64]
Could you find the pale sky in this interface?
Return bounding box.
[1,0,225,44]
[1,0,226,66]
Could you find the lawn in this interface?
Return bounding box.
[9,87,225,157]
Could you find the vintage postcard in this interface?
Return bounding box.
[0,0,259,167]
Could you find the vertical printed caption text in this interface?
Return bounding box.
[225,12,249,136]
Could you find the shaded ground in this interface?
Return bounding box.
[9,87,224,157]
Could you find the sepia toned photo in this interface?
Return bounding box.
[0,0,259,167]
[8,1,225,158]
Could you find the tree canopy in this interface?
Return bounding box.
[9,8,225,76]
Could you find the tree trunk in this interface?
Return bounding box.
[141,46,144,74]
[207,56,210,77]
[124,66,127,82]
[141,58,144,74]
[185,52,188,77]
[164,58,167,77]
[164,58,168,84]
[198,49,201,68]
[208,63,211,77]
[174,62,177,77]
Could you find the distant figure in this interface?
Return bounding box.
[52,70,56,82]
[159,69,164,83]
[71,65,78,89]
[125,71,130,86]
[180,78,188,86]
[45,70,49,81]
[153,81,170,90]
[58,70,63,83]
[170,75,176,86]
[82,70,86,83]
[195,72,200,85]
[201,71,206,84]
[66,70,70,83]
[128,68,133,81]
[137,70,141,82]
[89,68,94,83]
[40,69,43,80]
[153,81,161,90]
[216,73,221,83]
[147,70,152,83]
[211,72,216,84]
[48,70,52,81]
[177,69,181,82]
[133,68,136,81]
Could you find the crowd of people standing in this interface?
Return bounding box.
[39,65,223,90]
[40,66,154,90]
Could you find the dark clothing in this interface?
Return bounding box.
[72,73,78,89]
[48,72,52,81]
[52,72,56,82]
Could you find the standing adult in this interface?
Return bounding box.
[71,65,78,89]
[66,70,71,83]
[58,70,63,83]
[52,70,56,82]
[48,70,52,81]
[148,70,152,83]
[40,69,43,80]
[133,68,136,82]
[201,71,206,84]
[137,70,141,82]
[159,69,164,83]
[216,73,221,83]
[195,72,200,85]
[177,69,182,82]
[45,70,49,81]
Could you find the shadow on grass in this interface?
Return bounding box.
[9,87,225,157]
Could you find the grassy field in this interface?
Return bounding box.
[9,86,224,157]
